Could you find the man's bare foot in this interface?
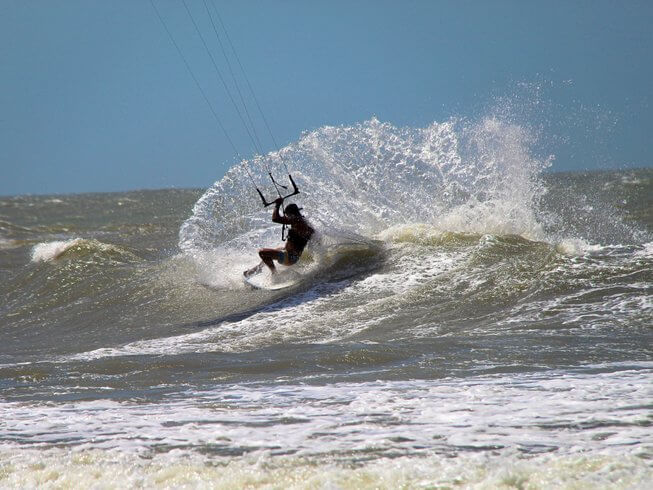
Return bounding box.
[244,262,263,278]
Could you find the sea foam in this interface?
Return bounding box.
[0,446,650,489]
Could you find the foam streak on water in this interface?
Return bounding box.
[3,366,651,455]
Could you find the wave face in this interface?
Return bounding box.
[1,118,652,488]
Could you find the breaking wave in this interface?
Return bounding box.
[179,117,552,257]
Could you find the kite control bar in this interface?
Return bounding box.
[252,173,301,242]
[256,173,300,207]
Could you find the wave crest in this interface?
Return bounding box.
[31,239,138,263]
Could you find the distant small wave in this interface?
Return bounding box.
[0,237,22,250]
[31,238,139,263]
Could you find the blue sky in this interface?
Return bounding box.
[1,0,651,195]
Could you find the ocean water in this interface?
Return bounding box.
[1,118,651,488]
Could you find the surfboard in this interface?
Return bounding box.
[243,265,301,290]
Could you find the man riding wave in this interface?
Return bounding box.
[244,198,314,277]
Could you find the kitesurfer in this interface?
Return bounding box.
[244,198,314,276]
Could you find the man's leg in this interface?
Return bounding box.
[258,248,281,272]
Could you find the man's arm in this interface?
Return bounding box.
[271,198,292,224]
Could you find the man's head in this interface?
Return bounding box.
[285,203,302,217]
